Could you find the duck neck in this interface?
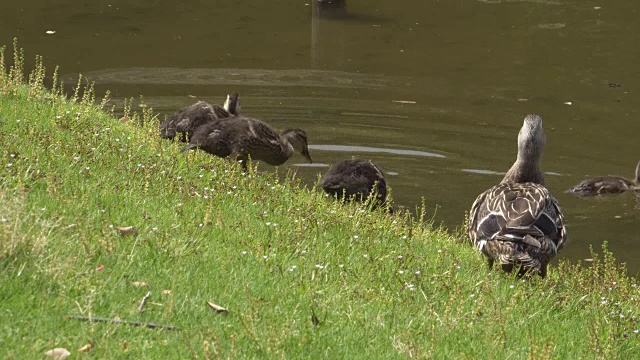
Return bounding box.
[501,159,545,185]
[635,161,640,183]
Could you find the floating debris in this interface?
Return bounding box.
[392,100,416,104]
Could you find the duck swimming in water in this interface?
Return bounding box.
[467,114,567,278]
[566,161,640,197]
[319,158,388,209]
[160,93,240,142]
[181,116,312,168]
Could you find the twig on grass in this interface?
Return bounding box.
[69,315,181,331]
[138,291,151,312]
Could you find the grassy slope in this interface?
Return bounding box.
[1,45,639,359]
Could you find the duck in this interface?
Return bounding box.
[467,114,567,278]
[319,158,387,208]
[181,116,313,168]
[213,92,241,119]
[159,92,240,142]
[566,160,640,197]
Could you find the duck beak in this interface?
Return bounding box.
[302,148,313,163]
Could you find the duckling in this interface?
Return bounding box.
[566,161,640,197]
[181,116,313,168]
[468,115,567,278]
[159,93,240,142]
[319,159,387,208]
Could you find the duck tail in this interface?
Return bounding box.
[181,144,198,153]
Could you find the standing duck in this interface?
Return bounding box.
[319,159,388,208]
[160,93,240,142]
[181,116,312,168]
[468,114,567,277]
[566,160,640,197]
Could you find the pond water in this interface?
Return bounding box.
[2,0,639,273]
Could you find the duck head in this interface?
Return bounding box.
[502,114,546,185]
[223,92,240,115]
[282,128,313,163]
[517,114,546,163]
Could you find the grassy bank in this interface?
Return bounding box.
[1,43,639,359]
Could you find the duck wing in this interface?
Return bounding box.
[469,182,566,252]
[186,120,234,158]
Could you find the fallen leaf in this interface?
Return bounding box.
[96,264,105,272]
[132,281,150,287]
[207,301,228,313]
[77,342,93,352]
[162,290,172,295]
[44,348,71,359]
[117,226,138,236]
[119,115,129,123]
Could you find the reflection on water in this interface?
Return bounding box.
[309,144,446,158]
[2,0,640,273]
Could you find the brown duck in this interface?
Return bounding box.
[181,116,312,168]
[160,93,240,142]
[566,161,640,197]
[468,114,567,277]
[319,159,387,208]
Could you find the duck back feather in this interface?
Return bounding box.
[319,159,387,207]
[184,116,310,166]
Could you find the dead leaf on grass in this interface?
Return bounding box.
[162,290,172,295]
[132,281,150,287]
[77,342,93,352]
[117,226,138,236]
[44,348,71,359]
[207,301,228,313]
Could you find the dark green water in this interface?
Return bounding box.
[2,0,639,272]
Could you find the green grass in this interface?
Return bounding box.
[1,41,639,359]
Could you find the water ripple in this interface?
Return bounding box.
[77,68,397,89]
